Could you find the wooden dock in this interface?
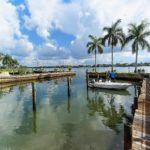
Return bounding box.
[87,72,150,81]
[132,79,150,150]
[0,71,75,84]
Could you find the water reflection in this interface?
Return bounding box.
[0,69,135,150]
[32,111,37,133]
[67,96,71,113]
[87,89,125,133]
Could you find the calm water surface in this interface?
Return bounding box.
[0,68,137,150]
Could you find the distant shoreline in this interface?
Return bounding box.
[27,65,150,68]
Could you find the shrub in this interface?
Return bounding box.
[54,68,58,72]
[18,67,28,75]
[92,68,95,72]
[137,69,141,73]
[142,69,145,73]
[68,66,72,71]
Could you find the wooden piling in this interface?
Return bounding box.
[131,104,135,116]
[124,124,132,150]
[137,86,141,96]
[67,77,71,96]
[86,69,89,90]
[32,82,36,111]
[134,96,138,110]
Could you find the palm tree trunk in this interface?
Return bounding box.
[111,45,114,72]
[135,50,138,73]
[95,49,97,72]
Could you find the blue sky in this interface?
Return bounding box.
[0,0,150,66]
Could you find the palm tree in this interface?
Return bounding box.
[0,53,4,67]
[2,54,19,68]
[87,35,104,72]
[103,19,125,71]
[122,21,150,72]
[0,52,4,61]
[12,58,19,67]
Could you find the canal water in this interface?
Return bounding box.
[0,68,138,150]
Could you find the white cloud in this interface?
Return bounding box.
[24,0,60,38]
[0,0,21,49]
[0,0,34,59]
[12,38,34,57]
[1,0,150,65]
[37,42,70,60]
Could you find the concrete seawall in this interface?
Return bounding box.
[132,79,150,150]
[0,72,75,84]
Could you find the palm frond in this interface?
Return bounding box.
[141,39,150,51]
[141,31,150,39]
[112,19,121,29]
[103,27,110,32]
[102,35,110,45]
[88,46,94,54]
[97,45,103,54]
[86,42,94,48]
[88,35,96,41]
[122,35,134,50]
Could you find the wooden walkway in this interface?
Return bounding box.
[132,79,150,150]
[0,72,75,84]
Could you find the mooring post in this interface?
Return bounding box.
[131,104,135,116]
[86,69,89,90]
[32,82,36,111]
[134,96,138,110]
[137,86,141,96]
[124,123,132,150]
[67,77,71,96]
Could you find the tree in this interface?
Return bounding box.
[87,35,104,72]
[0,52,4,61]
[0,53,4,67]
[103,19,125,71]
[11,58,19,68]
[122,21,150,72]
[2,54,19,68]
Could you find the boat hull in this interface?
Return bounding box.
[88,82,131,90]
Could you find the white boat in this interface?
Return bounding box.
[88,80,132,90]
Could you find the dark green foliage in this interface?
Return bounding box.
[87,35,104,72]
[103,19,125,71]
[122,20,150,72]
[2,54,19,68]
[68,66,72,71]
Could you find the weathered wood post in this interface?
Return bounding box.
[134,96,138,110]
[32,82,36,111]
[86,69,89,90]
[137,86,141,96]
[67,77,71,96]
[124,123,132,150]
[131,104,135,116]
